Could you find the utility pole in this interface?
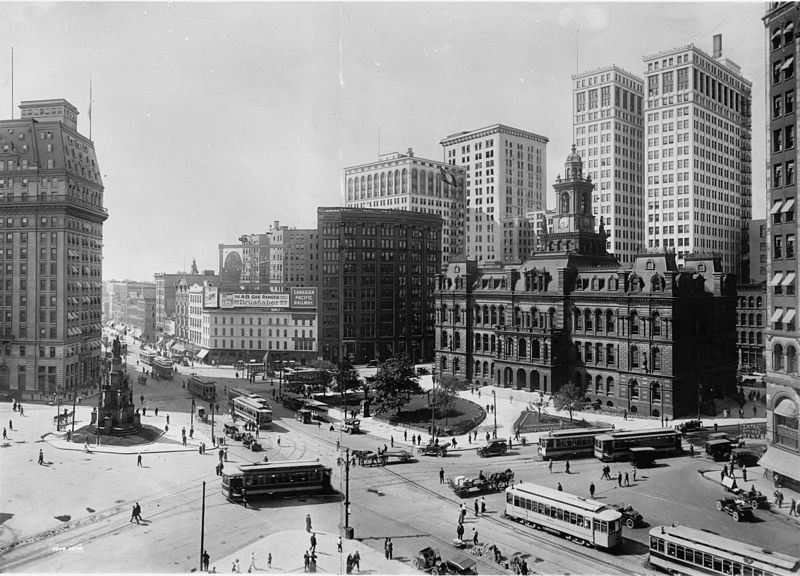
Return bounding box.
[492,389,497,438]
[200,481,206,573]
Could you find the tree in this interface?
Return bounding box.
[372,354,423,416]
[553,381,584,421]
[432,374,468,424]
[331,358,361,395]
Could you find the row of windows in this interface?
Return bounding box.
[212,327,314,338]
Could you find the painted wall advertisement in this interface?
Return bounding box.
[203,286,218,308]
[219,293,290,309]
[290,287,317,308]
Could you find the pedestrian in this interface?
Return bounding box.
[457,522,464,540]
[723,464,728,477]
[232,558,240,573]
[38,449,44,465]
[203,550,210,571]
[8,420,12,431]
[589,482,596,498]
[306,513,312,532]
[753,405,757,417]
[481,496,486,514]
[624,472,630,486]
[337,535,342,553]
[277,436,281,447]
[417,434,422,445]
[623,409,627,421]
[548,459,553,473]
[742,466,748,482]
[790,499,797,516]
[310,533,317,553]
[267,553,272,569]
[248,552,256,573]
[130,504,140,524]
[439,467,445,484]
[390,435,394,448]
[474,499,479,516]
[166,414,170,425]
[486,431,490,442]
[155,406,159,417]
[352,550,360,572]
[632,466,637,482]
[617,472,622,487]
[557,482,563,491]
[242,488,247,508]
[459,503,466,523]
[387,538,393,559]
[137,453,142,467]
[2,427,6,440]
[472,526,479,545]
[565,460,571,474]
[689,444,695,458]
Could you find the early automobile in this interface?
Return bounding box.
[343,418,361,434]
[249,441,262,452]
[705,438,732,461]
[675,419,704,435]
[418,443,448,457]
[731,448,761,467]
[477,438,509,457]
[716,496,754,522]
[608,503,645,528]
[434,557,479,575]
[412,547,442,572]
[731,486,769,509]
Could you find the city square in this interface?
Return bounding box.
[1,2,800,575]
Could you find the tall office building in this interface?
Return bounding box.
[573,65,645,265]
[0,99,106,399]
[344,148,466,265]
[761,3,800,492]
[317,207,442,364]
[440,124,548,264]
[642,35,753,276]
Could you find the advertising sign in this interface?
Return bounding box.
[204,286,218,309]
[219,293,290,309]
[290,287,317,309]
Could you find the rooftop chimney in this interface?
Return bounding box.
[713,34,722,59]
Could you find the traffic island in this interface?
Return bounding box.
[67,424,165,447]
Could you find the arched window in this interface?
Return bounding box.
[606,377,615,396]
[774,344,785,371]
[401,169,408,193]
[630,380,640,399]
[652,348,662,371]
[440,356,447,371]
[630,345,640,368]
[411,168,418,193]
[584,309,593,331]
[440,303,448,323]
[419,170,426,195]
[474,334,481,351]
[595,309,603,332]
[630,311,640,335]
[574,341,582,362]
[606,310,615,332]
[532,340,541,359]
[748,296,755,307]
[585,342,593,362]
[757,313,763,325]
[757,296,763,308]
[453,357,460,373]
[498,306,505,326]
[652,313,662,336]
[505,337,513,356]
[347,178,354,201]
[595,343,603,364]
[595,375,603,394]
[367,174,373,197]
[490,335,496,353]
[519,338,527,358]
[574,308,582,330]
[482,334,489,351]
[788,346,797,373]
[483,362,489,377]
[651,382,661,400]
[454,331,461,350]
[606,343,615,364]
[740,313,747,325]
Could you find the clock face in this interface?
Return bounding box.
[559,217,568,229]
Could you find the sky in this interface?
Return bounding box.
[0,2,767,281]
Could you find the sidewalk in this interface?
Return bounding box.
[700,464,800,524]
[211,529,407,575]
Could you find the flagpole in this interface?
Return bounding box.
[89,76,92,140]
[10,46,14,119]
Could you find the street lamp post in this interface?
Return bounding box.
[338,447,353,539]
[191,398,196,435]
[492,389,497,438]
[199,480,206,573]
[211,387,216,447]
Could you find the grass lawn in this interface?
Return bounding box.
[373,394,485,436]
[514,409,610,433]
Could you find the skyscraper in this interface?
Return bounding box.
[441,124,548,264]
[344,148,466,265]
[761,2,800,493]
[573,65,645,265]
[0,99,106,399]
[642,35,753,276]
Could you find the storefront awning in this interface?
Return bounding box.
[771,308,785,323]
[781,56,795,71]
[774,398,798,418]
[197,349,209,359]
[783,308,796,324]
[773,27,783,39]
[786,22,795,34]
[782,198,796,213]
[172,343,185,352]
[771,200,785,214]
[782,272,796,286]
[759,447,800,482]
[771,272,785,286]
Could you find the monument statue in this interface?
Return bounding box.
[112,336,121,359]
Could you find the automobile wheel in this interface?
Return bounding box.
[431,567,441,575]
[500,448,508,456]
[437,450,445,457]
[625,518,635,529]
[733,511,740,522]
[412,558,423,570]
[716,501,723,511]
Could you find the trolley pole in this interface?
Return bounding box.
[492,389,497,438]
[200,481,206,573]
[344,447,352,538]
[211,387,216,447]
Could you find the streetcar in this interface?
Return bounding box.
[648,524,800,576]
[151,357,174,379]
[504,481,623,550]
[186,375,217,402]
[284,369,330,394]
[140,351,156,366]
[594,428,683,461]
[221,460,332,502]
[232,394,272,429]
[227,387,254,406]
[538,427,616,460]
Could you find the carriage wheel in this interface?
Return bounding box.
[715,501,723,511]
[412,558,423,570]
[625,518,635,529]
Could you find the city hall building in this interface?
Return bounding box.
[435,147,737,418]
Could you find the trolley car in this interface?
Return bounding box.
[140,351,156,366]
[221,460,332,502]
[648,524,800,576]
[594,428,683,462]
[227,387,254,406]
[538,427,616,460]
[232,394,272,429]
[151,357,174,379]
[504,481,623,550]
[186,375,217,402]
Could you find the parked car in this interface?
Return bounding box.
[343,418,361,434]
[731,487,769,509]
[731,448,760,467]
[412,547,442,572]
[676,419,704,435]
[477,438,509,457]
[418,443,448,458]
[249,441,262,452]
[716,497,754,522]
[608,503,645,529]
[705,438,732,461]
[434,557,478,575]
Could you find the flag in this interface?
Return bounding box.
[440,166,457,187]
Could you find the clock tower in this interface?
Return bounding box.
[539,144,609,256]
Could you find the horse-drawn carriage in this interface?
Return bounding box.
[352,449,412,466]
[448,469,514,498]
[137,374,147,386]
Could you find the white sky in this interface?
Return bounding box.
[0,2,767,281]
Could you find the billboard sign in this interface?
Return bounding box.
[290,287,317,309]
[219,293,290,309]
[204,286,218,309]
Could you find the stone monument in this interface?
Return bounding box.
[90,336,141,435]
